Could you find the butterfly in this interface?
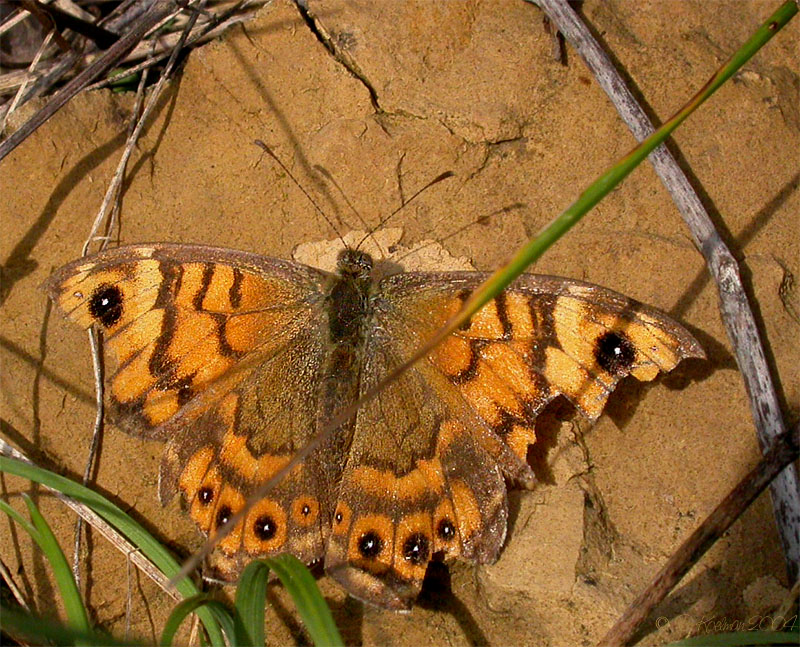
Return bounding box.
[44,241,703,610]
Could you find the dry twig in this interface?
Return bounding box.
[597,422,799,647]
[0,0,178,161]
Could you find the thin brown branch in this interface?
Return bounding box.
[532,0,799,584]
[597,422,800,647]
[0,0,177,162]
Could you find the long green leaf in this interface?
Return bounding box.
[0,603,140,646]
[268,555,343,647]
[0,456,224,646]
[22,494,91,634]
[0,497,91,636]
[234,560,271,647]
[161,595,237,647]
[0,498,38,538]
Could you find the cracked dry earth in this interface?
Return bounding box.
[1,1,798,645]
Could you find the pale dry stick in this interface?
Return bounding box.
[597,422,800,647]
[80,51,153,256]
[125,552,134,641]
[532,0,800,585]
[0,52,80,123]
[102,0,158,30]
[0,0,178,162]
[0,70,35,95]
[0,0,162,112]
[71,47,154,589]
[0,2,265,97]
[0,30,56,135]
[69,0,205,593]
[0,0,162,107]
[0,7,30,36]
[70,326,105,592]
[0,556,30,611]
[0,439,181,601]
[773,577,800,625]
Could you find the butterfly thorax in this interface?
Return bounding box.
[327,249,374,345]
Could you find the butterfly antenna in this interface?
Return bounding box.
[392,202,526,266]
[253,140,348,250]
[355,171,455,252]
[312,165,373,241]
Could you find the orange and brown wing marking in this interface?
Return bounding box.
[44,244,325,436]
[380,273,703,463]
[324,335,514,610]
[324,417,509,610]
[161,387,327,577]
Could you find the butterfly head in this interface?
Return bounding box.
[337,248,374,280]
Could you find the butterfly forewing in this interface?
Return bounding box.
[44,244,329,436]
[45,244,339,571]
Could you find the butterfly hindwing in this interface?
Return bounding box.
[324,332,516,609]
[323,269,703,609]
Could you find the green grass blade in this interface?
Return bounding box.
[268,555,343,647]
[234,560,271,647]
[21,494,91,634]
[0,603,140,646]
[455,0,798,331]
[0,456,224,646]
[0,497,91,636]
[0,498,38,538]
[160,595,237,647]
[335,2,800,430]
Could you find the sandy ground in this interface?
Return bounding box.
[1,1,798,645]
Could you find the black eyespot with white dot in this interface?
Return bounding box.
[402,533,430,565]
[437,519,456,542]
[357,531,383,558]
[254,515,277,541]
[334,511,343,524]
[301,504,311,516]
[215,505,232,529]
[198,487,214,506]
[89,284,124,328]
[177,384,193,407]
[595,331,636,375]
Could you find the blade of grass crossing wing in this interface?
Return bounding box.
[0,496,90,634]
[234,561,271,647]
[0,456,224,646]
[326,1,799,435]
[449,0,799,339]
[160,596,237,647]
[268,555,343,647]
[0,603,140,646]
